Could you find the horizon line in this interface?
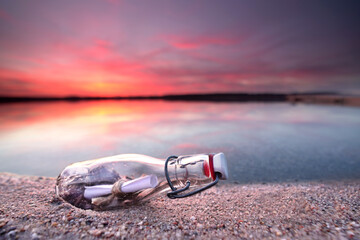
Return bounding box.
[0,91,345,103]
[0,91,340,98]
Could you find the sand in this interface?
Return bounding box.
[0,173,359,240]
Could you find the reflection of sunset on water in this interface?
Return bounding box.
[0,101,359,182]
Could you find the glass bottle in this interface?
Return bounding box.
[56,153,228,210]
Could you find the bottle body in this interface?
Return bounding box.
[56,153,220,210]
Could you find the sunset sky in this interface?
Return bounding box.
[0,0,359,97]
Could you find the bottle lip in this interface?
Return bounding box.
[213,152,228,180]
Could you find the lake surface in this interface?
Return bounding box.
[0,100,359,183]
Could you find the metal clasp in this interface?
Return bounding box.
[164,155,220,199]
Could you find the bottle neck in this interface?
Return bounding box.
[168,154,213,188]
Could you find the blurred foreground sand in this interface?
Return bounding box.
[0,173,359,239]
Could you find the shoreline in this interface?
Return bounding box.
[1,94,359,107]
[0,173,359,239]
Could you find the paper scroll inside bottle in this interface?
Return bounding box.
[84,175,159,199]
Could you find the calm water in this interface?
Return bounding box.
[0,100,359,183]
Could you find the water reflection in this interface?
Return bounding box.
[0,100,359,182]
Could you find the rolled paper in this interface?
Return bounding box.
[83,175,159,199]
[84,184,113,199]
[121,175,158,193]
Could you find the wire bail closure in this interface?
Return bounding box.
[164,155,220,199]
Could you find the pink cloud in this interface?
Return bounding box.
[162,34,241,50]
[84,39,113,59]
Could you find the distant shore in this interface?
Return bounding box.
[0,173,359,239]
[0,93,288,103]
[0,93,359,107]
[287,94,360,107]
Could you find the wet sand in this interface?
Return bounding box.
[0,173,359,239]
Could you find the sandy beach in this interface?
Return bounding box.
[0,173,359,239]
